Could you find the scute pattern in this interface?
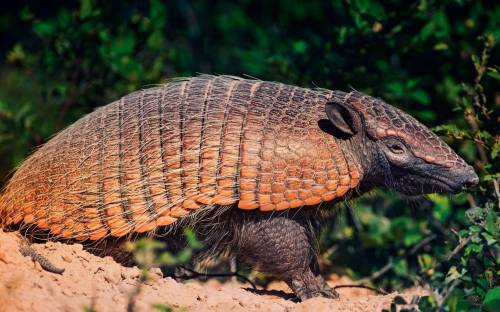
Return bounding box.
[0,75,363,241]
[334,91,468,169]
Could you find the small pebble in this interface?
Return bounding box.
[121,267,141,280]
[61,254,73,263]
[104,263,122,284]
[150,267,163,278]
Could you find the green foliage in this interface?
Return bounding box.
[484,287,500,312]
[323,35,499,311]
[126,228,203,272]
[418,36,499,311]
[0,1,498,310]
[126,229,201,311]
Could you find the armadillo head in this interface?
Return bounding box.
[325,91,478,195]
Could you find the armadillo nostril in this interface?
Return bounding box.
[462,172,479,190]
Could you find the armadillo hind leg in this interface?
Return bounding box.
[233,213,339,301]
[19,244,65,274]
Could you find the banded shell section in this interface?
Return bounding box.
[0,75,363,240]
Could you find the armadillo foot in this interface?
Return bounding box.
[289,271,339,301]
[19,244,65,274]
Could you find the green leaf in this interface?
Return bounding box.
[184,228,203,249]
[465,243,483,256]
[393,258,408,276]
[404,231,423,246]
[111,35,136,56]
[486,67,500,80]
[434,42,448,50]
[484,287,500,312]
[491,142,500,159]
[386,81,404,96]
[410,89,430,105]
[293,40,307,54]
[433,124,471,140]
[418,295,437,310]
[158,252,176,266]
[338,26,347,45]
[7,44,26,63]
[429,194,451,221]
[152,303,173,312]
[445,266,461,284]
[176,249,193,264]
[482,233,496,246]
[485,210,498,236]
[20,6,34,21]
[485,269,495,287]
[471,55,481,72]
[418,254,435,271]
[80,0,93,19]
[34,21,55,36]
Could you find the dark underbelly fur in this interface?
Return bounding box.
[162,205,339,300]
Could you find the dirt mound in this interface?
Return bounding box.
[0,230,422,312]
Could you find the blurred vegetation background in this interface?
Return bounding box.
[0,1,498,310]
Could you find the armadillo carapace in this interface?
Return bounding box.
[0,75,480,300]
[1,75,362,240]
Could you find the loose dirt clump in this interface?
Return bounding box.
[0,230,423,312]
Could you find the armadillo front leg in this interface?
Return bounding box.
[234,213,338,301]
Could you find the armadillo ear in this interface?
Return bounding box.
[325,102,361,137]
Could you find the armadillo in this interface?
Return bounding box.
[0,75,478,300]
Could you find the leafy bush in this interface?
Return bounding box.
[322,36,499,311]
[0,1,498,310]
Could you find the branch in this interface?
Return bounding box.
[175,265,257,290]
[409,234,437,255]
[447,236,472,261]
[492,178,500,209]
[466,193,478,208]
[463,39,493,168]
[357,259,394,284]
[126,273,147,312]
[435,278,461,308]
[357,233,437,284]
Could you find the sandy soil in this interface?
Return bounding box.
[0,229,423,312]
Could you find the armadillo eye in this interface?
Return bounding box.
[388,143,405,154]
